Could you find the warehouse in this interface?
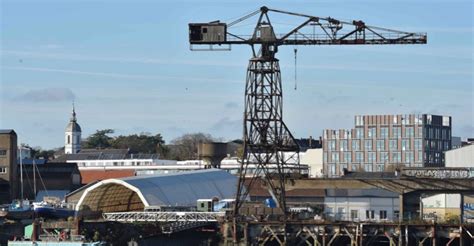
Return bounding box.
[75,169,237,213]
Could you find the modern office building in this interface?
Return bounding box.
[0,129,19,203]
[323,114,452,177]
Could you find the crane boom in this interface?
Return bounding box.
[189,6,426,48]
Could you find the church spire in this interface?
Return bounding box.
[71,101,77,122]
[65,101,82,154]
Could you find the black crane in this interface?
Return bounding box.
[189,6,426,222]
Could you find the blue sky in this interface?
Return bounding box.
[0,0,472,149]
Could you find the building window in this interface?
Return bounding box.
[405,127,414,137]
[364,139,373,151]
[389,140,398,151]
[355,128,364,139]
[351,164,360,171]
[405,151,413,164]
[443,141,449,150]
[352,140,360,151]
[356,152,364,163]
[379,152,389,163]
[328,164,336,176]
[364,164,373,172]
[344,152,352,162]
[0,167,7,174]
[417,151,423,163]
[376,140,385,151]
[415,115,423,124]
[380,127,388,138]
[366,210,375,220]
[401,115,410,125]
[380,210,387,220]
[340,140,348,151]
[356,116,364,126]
[351,210,359,220]
[327,140,336,151]
[392,127,401,138]
[414,139,422,150]
[67,135,71,144]
[417,126,423,138]
[375,164,384,171]
[0,149,6,156]
[401,139,411,150]
[323,152,328,163]
[331,152,339,163]
[368,127,376,138]
[345,130,352,139]
[368,152,376,164]
[391,152,401,163]
[394,210,400,220]
[442,116,450,126]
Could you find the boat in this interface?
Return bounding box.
[6,199,33,220]
[33,201,75,219]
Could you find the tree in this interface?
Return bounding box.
[20,144,55,160]
[112,133,165,154]
[82,129,114,149]
[167,133,215,160]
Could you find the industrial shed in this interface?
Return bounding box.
[75,169,237,213]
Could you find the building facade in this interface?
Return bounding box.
[0,130,18,203]
[324,189,400,222]
[65,105,81,154]
[445,145,473,168]
[323,114,452,177]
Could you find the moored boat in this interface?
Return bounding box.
[6,199,33,220]
[33,201,75,219]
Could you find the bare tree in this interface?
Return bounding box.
[168,133,215,160]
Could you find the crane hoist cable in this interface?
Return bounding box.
[294,31,298,90]
[294,47,297,90]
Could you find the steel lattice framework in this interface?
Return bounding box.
[103,211,225,223]
[188,6,427,225]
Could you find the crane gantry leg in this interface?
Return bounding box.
[232,54,300,244]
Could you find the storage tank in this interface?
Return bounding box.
[198,142,228,168]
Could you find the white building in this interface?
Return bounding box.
[324,189,399,222]
[300,149,323,177]
[65,105,81,154]
[445,145,473,168]
[422,194,461,222]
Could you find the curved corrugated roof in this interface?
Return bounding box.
[76,169,237,212]
[121,169,237,206]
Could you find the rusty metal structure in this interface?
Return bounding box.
[226,221,474,246]
[189,6,427,241]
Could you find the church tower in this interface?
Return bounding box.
[65,103,82,154]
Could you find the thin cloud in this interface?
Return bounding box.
[1,50,242,67]
[14,87,75,102]
[3,50,470,75]
[2,66,242,84]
